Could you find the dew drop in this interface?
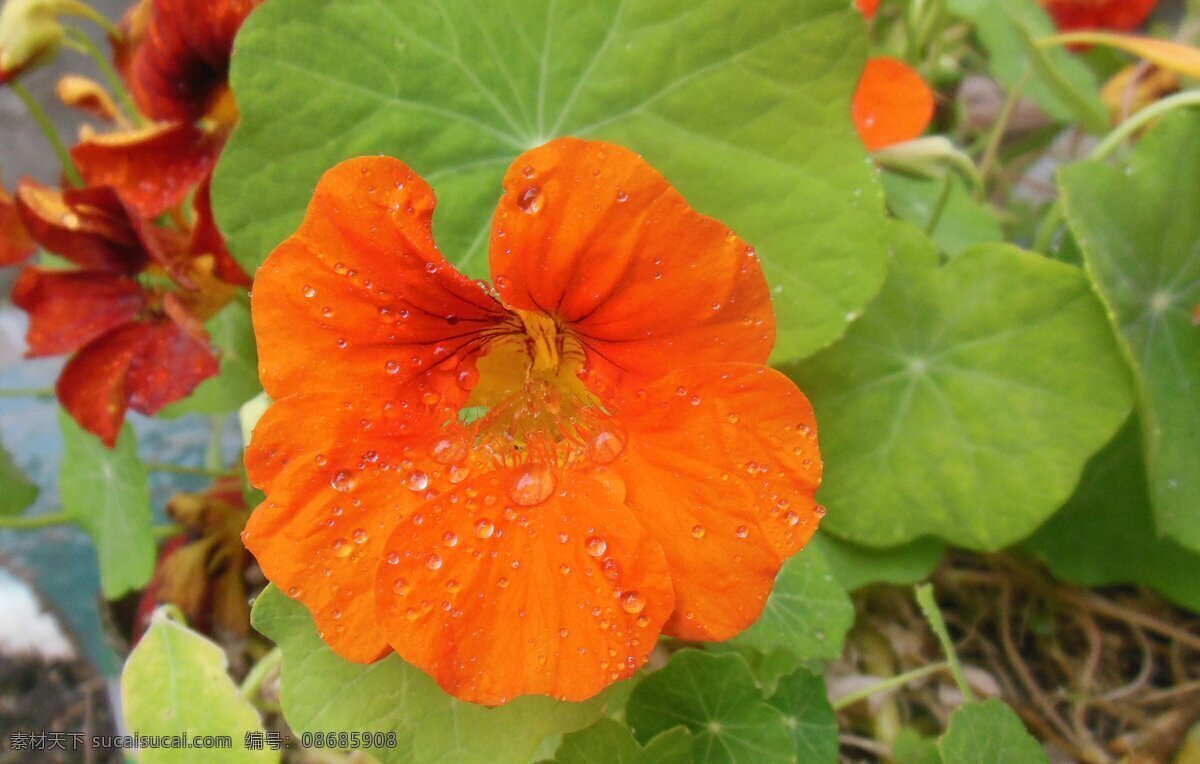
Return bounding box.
[352,528,368,544]
[517,186,543,214]
[784,511,799,527]
[392,578,409,595]
[331,470,356,492]
[735,525,749,539]
[332,538,352,558]
[386,552,401,565]
[407,470,430,491]
[691,524,706,539]
[587,429,624,465]
[508,463,555,506]
[443,531,459,548]
[473,518,495,538]
[615,190,628,203]
[621,591,645,614]
[585,536,607,557]
[302,285,316,298]
[426,554,443,570]
[431,437,468,464]
[385,360,400,375]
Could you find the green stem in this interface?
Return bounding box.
[977,68,1034,200]
[0,387,56,398]
[0,512,71,530]
[145,462,238,479]
[832,661,950,710]
[916,583,976,703]
[925,176,955,236]
[11,84,84,187]
[240,646,283,701]
[1090,90,1200,161]
[1034,90,1200,254]
[64,29,143,126]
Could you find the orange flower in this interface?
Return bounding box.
[0,182,35,265]
[243,139,824,705]
[853,56,936,152]
[856,0,880,19]
[1040,0,1156,33]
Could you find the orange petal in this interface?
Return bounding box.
[71,121,222,217]
[1040,0,1157,33]
[373,468,674,704]
[489,139,774,386]
[243,390,470,663]
[856,0,880,19]
[852,57,936,152]
[251,156,507,400]
[11,268,146,355]
[0,184,35,266]
[15,180,145,273]
[612,363,823,641]
[56,74,123,123]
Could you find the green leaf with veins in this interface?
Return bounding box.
[767,668,838,763]
[938,700,1047,763]
[625,649,793,764]
[1060,111,1200,552]
[1024,416,1200,612]
[251,585,606,764]
[728,544,853,662]
[786,223,1133,550]
[213,0,889,362]
[59,412,155,598]
[554,720,692,764]
[123,611,275,763]
[811,533,944,592]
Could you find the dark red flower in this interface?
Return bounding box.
[12,179,231,445]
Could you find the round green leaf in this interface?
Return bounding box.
[213,0,888,361]
[766,669,838,763]
[729,545,853,662]
[250,585,606,764]
[0,436,37,516]
[811,533,944,592]
[938,700,1047,764]
[625,650,793,764]
[787,224,1134,550]
[553,719,692,764]
[1060,111,1200,552]
[123,610,275,763]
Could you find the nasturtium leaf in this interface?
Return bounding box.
[625,650,793,764]
[811,533,944,592]
[1059,111,1200,552]
[729,545,853,662]
[1025,418,1200,611]
[554,720,692,764]
[787,223,1133,550]
[891,729,941,764]
[251,585,606,764]
[123,610,274,763]
[767,668,838,763]
[159,299,261,417]
[59,412,155,599]
[938,700,1047,763]
[0,435,37,516]
[882,173,1003,257]
[213,0,890,362]
[954,0,1107,132]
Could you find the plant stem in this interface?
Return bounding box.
[916,583,976,703]
[64,29,144,126]
[1090,89,1200,161]
[0,512,71,530]
[11,84,84,187]
[925,175,955,235]
[977,68,1034,199]
[145,462,238,479]
[832,661,950,710]
[240,646,283,701]
[0,387,56,398]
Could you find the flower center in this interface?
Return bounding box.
[461,310,619,468]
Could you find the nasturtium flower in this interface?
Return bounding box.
[242,138,824,705]
[853,56,936,152]
[856,0,880,19]
[1040,0,1157,33]
[12,180,231,445]
[0,182,35,265]
[69,0,261,286]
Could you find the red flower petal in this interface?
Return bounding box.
[490,139,775,386]
[0,184,36,266]
[251,156,508,400]
[857,0,880,19]
[125,319,219,416]
[71,121,223,218]
[1041,0,1157,33]
[191,176,249,285]
[15,181,146,274]
[11,268,146,356]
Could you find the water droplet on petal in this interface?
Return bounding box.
[621,591,645,614]
[426,554,443,570]
[735,525,749,539]
[331,470,356,492]
[386,552,400,565]
[517,186,543,214]
[332,538,352,558]
[587,429,624,465]
[407,470,430,491]
[691,524,706,539]
[508,464,555,506]
[474,518,495,539]
[302,285,316,298]
[585,536,607,557]
[432,437,468,464]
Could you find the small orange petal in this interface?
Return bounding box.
[856,0,880,19]
[490,138,775,386]
[56,74,123,124]
[15,180,145,273]
[852,57,935,152]
[613,363,823,641]
[251,156,508,400]
[373,468,674,704]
